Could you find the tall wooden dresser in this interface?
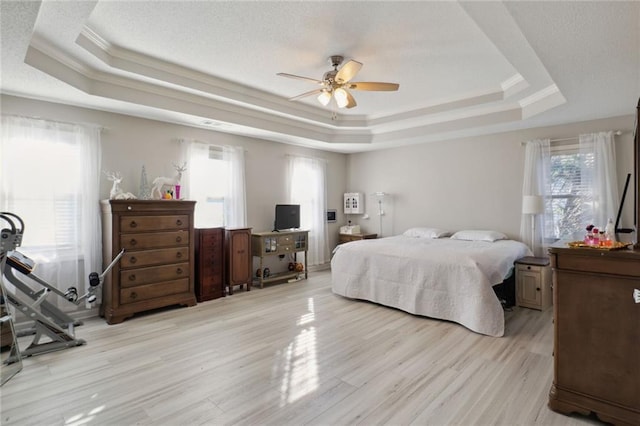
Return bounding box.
[548,244,640,425]
[225,227,252,295]
[100,200,197,324]
[194,227,225,302]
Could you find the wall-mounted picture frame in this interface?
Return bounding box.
[327,209,337,223]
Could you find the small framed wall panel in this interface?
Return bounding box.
[344,192,364,214]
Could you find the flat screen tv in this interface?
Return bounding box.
[274,204,300,231]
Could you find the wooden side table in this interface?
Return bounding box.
[515,256,552,310]
[338,233,377,244]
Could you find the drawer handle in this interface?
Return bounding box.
[176,267,183,275]
[129,220,137,228]
[527,266,531,270]
[129,256,137,264]
[130,292,137,300]
[176,236,182,243]
[128,274,137,281]
[127,205,133,211]
[130,239,137,246]
[238,249,245,254]
[536,287,541,291]
[176,252,183,258]
[176,219,183,226]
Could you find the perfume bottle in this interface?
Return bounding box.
[605,218,616,244]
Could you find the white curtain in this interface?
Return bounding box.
[579,131,619,229]
[520,138,551,257]
[183,139,247,228]
[0,115,102,310]
[223,145,247,228]
[287,155,329,266]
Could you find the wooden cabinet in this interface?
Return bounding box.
[548,245,640,425]
[225,228,252,295]
[344,192,364,214]
[515,256,552,310]
[100,200,196,324]
[194,228,225,302]
[338,233,377,244]
[251,230,309,288]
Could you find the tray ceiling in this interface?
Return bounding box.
[1,1,638,153]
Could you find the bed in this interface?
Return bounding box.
[331,229,532,337]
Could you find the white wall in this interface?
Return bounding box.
[346,115,635,240]
[1,95,349,251]
[2,94,634,247]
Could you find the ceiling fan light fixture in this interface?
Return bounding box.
[334,87,349,108]
[278,55,399,109]
[317,90,332,106]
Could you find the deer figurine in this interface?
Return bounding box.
[104,171,137,200]
[151,162,187,199]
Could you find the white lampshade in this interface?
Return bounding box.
[334,88,349,108]
[372,191,387,200]
[317,90,331,106]
[522,195,544,215]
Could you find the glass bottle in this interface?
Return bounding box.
[605,218,616,244]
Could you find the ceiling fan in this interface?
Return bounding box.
[277,55,399,109]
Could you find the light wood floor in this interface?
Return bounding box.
[1,270,601,426]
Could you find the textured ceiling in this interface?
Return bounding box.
[1,1,638,153]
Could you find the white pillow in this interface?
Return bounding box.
[403,227,452,239]
[450,230,507,242]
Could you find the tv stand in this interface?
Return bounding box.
[251,230,308,288]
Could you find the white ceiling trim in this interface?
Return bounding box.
[24,24,564,151]
[7,1,635,154]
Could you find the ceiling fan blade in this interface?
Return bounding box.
[335,60,363,84]
[277,73,324,85]
[347,82,400,91]
[345,90,357,109]
[288,88,323,101]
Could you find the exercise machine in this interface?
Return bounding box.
[1,213,23,385]
[0,212,124,362]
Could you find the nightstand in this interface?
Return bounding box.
[338,233,377,244]
[515,256,552,310]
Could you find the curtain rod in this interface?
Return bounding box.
[521,130,622,146]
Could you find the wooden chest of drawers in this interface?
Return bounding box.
[548,245,640,425]
[194,228,225,301]
[100,200,197,324]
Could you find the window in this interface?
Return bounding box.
[3,136,82,251]
[1,115,102,309]
[185,142,246,228]
[287,155,329,266]
[547,143,594,239]
[189,145,227,228]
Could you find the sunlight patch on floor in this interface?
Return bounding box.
[279,297,319,406]
[65,393,104,425]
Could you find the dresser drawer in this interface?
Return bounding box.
[120,278,190,304]
[278,235,293,245]
[120,230,189,250]
[278,243,294,253]
[120,262,190,287]
[120,247,189,268]
[120,215,189,232]
[556,253,640,277]
[200,232,223,248]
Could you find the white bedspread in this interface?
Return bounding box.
[331,236,531,337]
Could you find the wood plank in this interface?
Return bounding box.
[0,270,596,425]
